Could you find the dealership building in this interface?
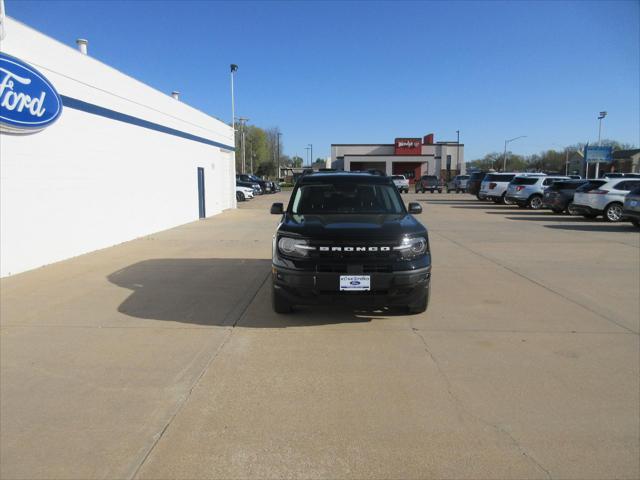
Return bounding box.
[0,16,236,277]
[331,134,465,182]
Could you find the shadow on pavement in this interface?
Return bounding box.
[505,215,595,222]
[544,224,640,233]
[108,258,404,327]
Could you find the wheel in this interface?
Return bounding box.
[603,202,623,222]
[272,286,292,313]
[528,195,543,210]
[476,194,482,200]
[430,189,434,193]
[504,195,515,205]
[407,288,429,314]
[438,189,443,193]
[236,191,245,202]
[456,188,460,193]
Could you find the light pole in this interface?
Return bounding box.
[230,64,237,145]
[597,111,607,145]
[237,117,249,174]
[456,130,460,174]
[308,144,313,167]
[503,135,527,171]
[595,111,607,179]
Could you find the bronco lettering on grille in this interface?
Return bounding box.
[318,246,391,252]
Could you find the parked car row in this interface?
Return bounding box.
[236,173,281,201]
[468,171,640,226]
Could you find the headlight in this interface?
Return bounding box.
[393,236,428,259]
[277,237,315,258]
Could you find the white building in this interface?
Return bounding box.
[0,16,236,277]
[331,134,464,183]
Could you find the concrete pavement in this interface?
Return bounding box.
[1,192,638,479]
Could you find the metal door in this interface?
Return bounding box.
[197,167,206,219]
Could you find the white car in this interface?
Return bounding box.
[236,186,254,202]
[572,178,640,221]
[505,175,570,209]
[391,175,409,193]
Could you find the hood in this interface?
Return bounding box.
[277,213,426,241]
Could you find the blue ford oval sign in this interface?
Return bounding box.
[0,52,62,132]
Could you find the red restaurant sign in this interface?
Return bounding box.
[394,138,422,155]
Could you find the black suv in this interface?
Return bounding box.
[270,172,431,314]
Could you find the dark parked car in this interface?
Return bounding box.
[270,171,430,314]
[466,171,487,198]
[542,179,589,213]
[237,174,273,194]
[414,175,442,193]
[622,186,640,228]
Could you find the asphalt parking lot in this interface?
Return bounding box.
[1,191,638,479]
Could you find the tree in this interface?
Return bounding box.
[312,158,326,169]
[291,156,303,168]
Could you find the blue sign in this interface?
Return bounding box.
[0,52,62,132]
[584,145,613,163]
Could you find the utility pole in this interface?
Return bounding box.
[305,146,311,167]
[237,117,249,174]
[277,132,282,180]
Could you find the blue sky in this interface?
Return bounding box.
[6,0,639,161]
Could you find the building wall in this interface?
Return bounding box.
[0,17,235,277]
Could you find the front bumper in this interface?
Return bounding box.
[622,208,640,221]
[272,265,431,307]
[570,204,602,216]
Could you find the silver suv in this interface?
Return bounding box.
[446,175,469,193]
[505,175,570,209]
[572,178,640,221]
[479,173,517,203]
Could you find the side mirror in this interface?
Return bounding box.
[270,202,284,215]
[408,202,422,214]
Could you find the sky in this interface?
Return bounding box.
[5,0,639,161]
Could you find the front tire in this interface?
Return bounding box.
[236,191,245,202]
[272,286,292,313]
[604,202,623,222]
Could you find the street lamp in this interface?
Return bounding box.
[503,135,527,171]
[597,111,607,145]
[308,144,313,167]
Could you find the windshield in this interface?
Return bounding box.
[290,183,405,215]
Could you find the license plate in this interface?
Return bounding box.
[339,275,370,291]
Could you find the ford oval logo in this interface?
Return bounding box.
[0,53,62,133]
[350,280,360,286]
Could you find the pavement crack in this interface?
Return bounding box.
[411,327,553,480]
